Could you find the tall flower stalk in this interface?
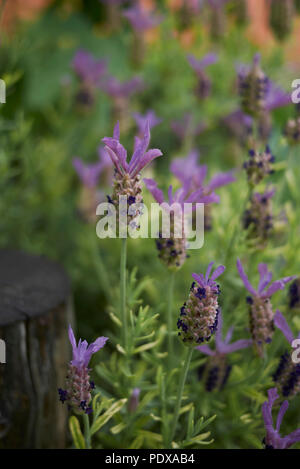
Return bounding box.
[102,121,163,351]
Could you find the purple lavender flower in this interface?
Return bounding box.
[133,110,162,137]
[123,4,163,32]
[101,76,144,99]
[224,109,252,135]
[144,178,217,269]
[102,121,162,226]
[58,326,108,415]
[197,311,252,391]
[222,109,253,143]
[171,113,206,141]
[243,145,275,186]
[73,158,104,188]
[265,81,291,111]
[273,310,300,398]
[237,53,269,118]
[72,49,107,87]
[177,262,225,345]
[187,53,218,99]
[262,387,300,449]
[170,149,235,230]
[237,259,295,355]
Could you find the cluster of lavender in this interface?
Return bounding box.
[237,54,281,250]
[237,259,294,356]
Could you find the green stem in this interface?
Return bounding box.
[168,347,193,447]
[83,413,91,449]
[167,271,176,369]
[120,237,128,352]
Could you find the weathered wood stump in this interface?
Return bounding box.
[0,249,73,449]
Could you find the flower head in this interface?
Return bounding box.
[289,278,300,309]
[237,53,269,118]
[123,4,163,32]
[171,113,206,141]
[262,387,300,449]
[72,49,107,87]
[144,178,216,270]
[133,110,162,136]
[243,145,275,186]
[187,53,218,99]
[170,149,235,230]
[242,188,275,248]
[196,311,252,391]
[101,76,144,99]
[102,121,162,227]
[177,262,225,345]
[237,259,295,355]
[58,326,108,415]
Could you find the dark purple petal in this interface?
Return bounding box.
[196,344,215,356]
[276,400,289,432]
[210,265,225,281]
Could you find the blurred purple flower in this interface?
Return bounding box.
[197,310,252,356]
[187,53,218,76]
[237,259,294,300]
[103,121,163,178]
[128,388,141,413]
[171,113,206,140]
[69,325,108,369]
[262,388,300,449]
[72,49,107,86]
[133,110,162,135]
[187,53,218,99]
[170,149,235,202]
[58,326,108,415]
[73,158,104,188]
[101,76,144,99]
[265,81,291,111]
[123,4,163,32]
[222,109,253,141]
[143,177,219,209]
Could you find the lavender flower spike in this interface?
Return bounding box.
[177,262,225,346]
[103,121,162,226]
[123,4,163,32]
[144,178,217,270]
[197,311,252,391]
[273,310,300,399]
[238,53,269,118]
[73,157,107,223]
[58,326,108,415]
[72,49,107,87]
[262,387,300,449]
[187,53,218,100]
[237,259,295,356]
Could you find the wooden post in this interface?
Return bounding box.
[0,249,73,448]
